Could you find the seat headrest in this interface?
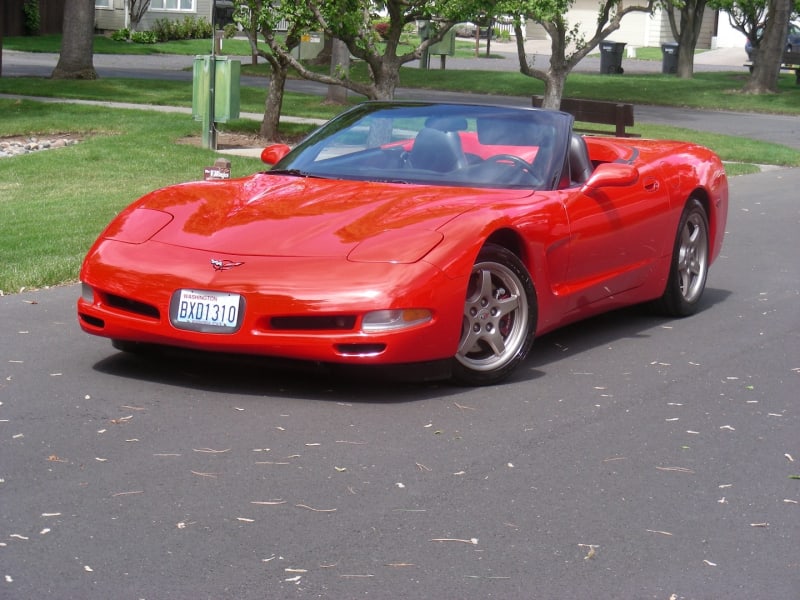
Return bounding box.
[424,116,468,132]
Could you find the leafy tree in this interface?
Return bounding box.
[501,0,656,108]
[712,0,796,92]
[712,0,799,76]
[52,0,97,80]
[129,0,153,33]
[742,0,793,92]
[662,0,709,78]
[709,0,767,55]
[235,1,306,139]
[258,0,496,100]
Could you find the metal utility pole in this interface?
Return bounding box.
[202,1,218,150]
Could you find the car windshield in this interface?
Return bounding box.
[271,102,573,190]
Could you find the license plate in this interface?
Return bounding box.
[170,289,243,332]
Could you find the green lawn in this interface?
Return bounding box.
[0,100,262,294]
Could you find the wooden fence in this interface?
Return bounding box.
[2,0,66,36]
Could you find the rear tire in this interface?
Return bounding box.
[451,244,537,386]
[655,198,710,317]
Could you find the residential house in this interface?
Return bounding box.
[92,0,746,50]
[525,1,746,50]
[95,0,218,33]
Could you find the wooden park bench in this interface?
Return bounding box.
[532,95,638,137]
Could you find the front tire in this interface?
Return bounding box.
[655,198,710,317]
[451,245,537,386]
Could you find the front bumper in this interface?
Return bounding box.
[78,241,466,365]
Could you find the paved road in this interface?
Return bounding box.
[3,48,800,150]
[1,166,798,599]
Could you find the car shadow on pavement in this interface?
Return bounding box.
[90,287,731,397]
[91,348,465,403]
[513,286,732,377]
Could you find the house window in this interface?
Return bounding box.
[95,0,112,7]
[150,0,195,10]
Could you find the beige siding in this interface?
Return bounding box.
[95,0,127,32]
[524,1,718,49]
[96,0,216,32]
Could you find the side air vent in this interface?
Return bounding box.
[105,294,160,319]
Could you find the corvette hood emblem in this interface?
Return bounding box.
[211,259,244,271]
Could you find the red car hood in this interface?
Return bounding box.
[134,174,533,258]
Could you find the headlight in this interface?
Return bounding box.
[362,309,432,332]
[103,208,173,244]
[348,229,443,263]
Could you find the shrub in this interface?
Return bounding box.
[152,16,212,42]
[152,18,177,42]
[374,22,389,40]
[131,31,157,44]
[111,28,130,42]
[23,0,40,36]
[223,23,238,39]
[193,17,213,39]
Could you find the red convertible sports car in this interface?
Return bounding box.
[78,102,728,385]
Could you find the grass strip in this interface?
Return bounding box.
[0,100,262,293]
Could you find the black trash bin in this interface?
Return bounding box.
[214,0,235,27]
[600,41,626,74]
[661,42,679,74]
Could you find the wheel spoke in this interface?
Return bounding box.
[453,246,536,385]
[656,199,710,318]
[459,265,525,361]
[676,213,708,301]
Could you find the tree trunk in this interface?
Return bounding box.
[260,59,287,140]
[540,71,567,109]
[364,57,402,100]
[52,0,97,80]
[675,0,705,79]
[129,0,152,33]
[325,38,349,104]
[743,0,792,93]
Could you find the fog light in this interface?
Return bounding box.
[362,309,432,332]
[81,283,95,303]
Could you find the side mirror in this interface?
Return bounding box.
[261,144,291,166]
[581,163,639,194]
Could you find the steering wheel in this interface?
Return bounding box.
[483,154,542,186]
[485,154,533,173]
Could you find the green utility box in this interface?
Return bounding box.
[192,56,241,123]
[290,32,325,61]
[428,30,456,56]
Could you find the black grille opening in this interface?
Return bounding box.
[335,344,387,356]
[270,316,357,331]
[79,313,105,328]
[105,294,160,319]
